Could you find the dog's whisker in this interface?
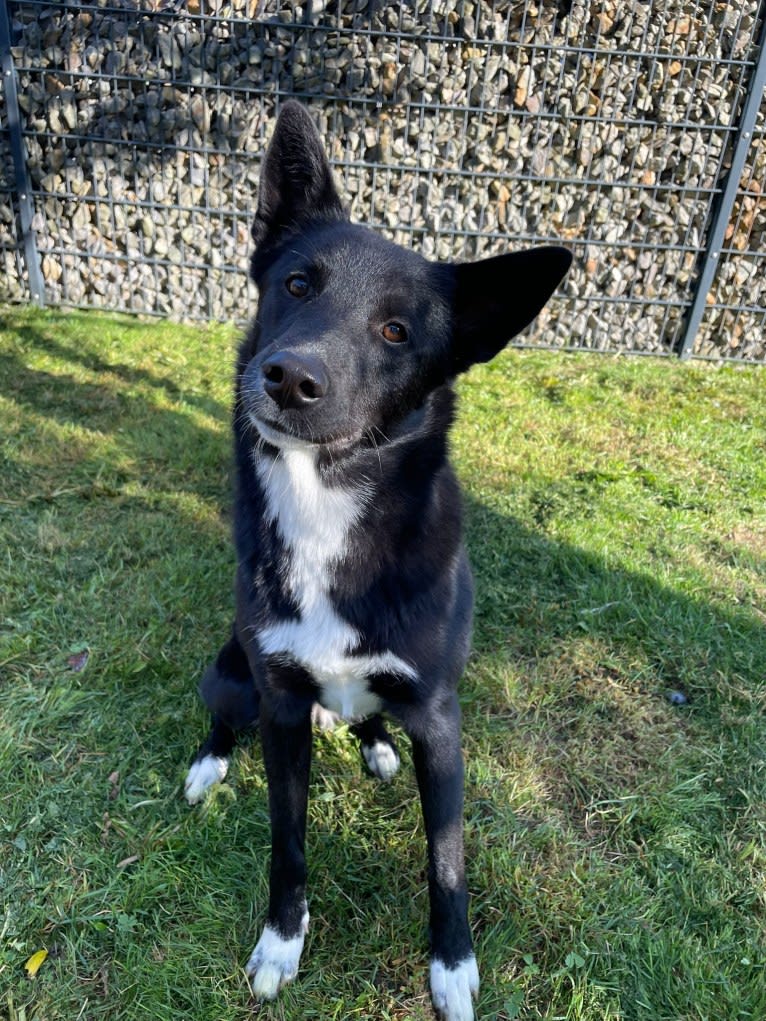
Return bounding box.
[366,428,383,475]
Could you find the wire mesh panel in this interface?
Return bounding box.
[694,96,766,359]
[0,4,26,302]
[0,0,764,358]
[0,97,24,302]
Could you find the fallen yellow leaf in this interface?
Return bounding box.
[25,948,48,977]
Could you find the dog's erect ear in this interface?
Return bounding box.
[252,101,346,251]
[447,246,572,373]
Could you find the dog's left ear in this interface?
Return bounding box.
[252,101,347,253]
[447,246,572,373]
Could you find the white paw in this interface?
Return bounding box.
[430,956,479,1021]
[362,739,400,781]
[184,754,229,804]
[245,913,309,1000]
[311,703,339,731]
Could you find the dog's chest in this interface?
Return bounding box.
[254,446,414,719]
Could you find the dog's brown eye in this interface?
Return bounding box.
[286,273,310,298]
[382,321,407,344]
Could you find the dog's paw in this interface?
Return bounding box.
[430,956,479,1021]
[245,915,309,1000]
[184,754,229,804]
[311,703,339,731]
[362,738,400,781]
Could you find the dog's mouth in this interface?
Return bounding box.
[250,414,361,453]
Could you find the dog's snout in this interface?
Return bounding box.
[262,351,329,409]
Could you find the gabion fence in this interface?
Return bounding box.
[1,0,765,360]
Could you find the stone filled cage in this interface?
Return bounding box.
[1,0,765,360]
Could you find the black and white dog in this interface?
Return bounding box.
[185,102,571,1021]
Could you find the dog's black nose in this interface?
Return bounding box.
[261,351,329,410]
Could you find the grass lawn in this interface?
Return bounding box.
[1,305,764,1021]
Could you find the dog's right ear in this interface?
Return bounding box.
[252,101,346,254]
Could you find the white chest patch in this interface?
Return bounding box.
[253,441,416,720]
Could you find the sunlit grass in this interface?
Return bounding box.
[2,306,765,1020]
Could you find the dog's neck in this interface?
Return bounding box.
[254,442,368,557]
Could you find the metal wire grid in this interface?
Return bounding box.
[694,99,766,358]
[0,13,24,301]
[0,117,23,301]
[0,0,764,359]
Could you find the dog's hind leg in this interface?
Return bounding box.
[185,628,259,804]
[351,715,400,782]
[185,715,236,804]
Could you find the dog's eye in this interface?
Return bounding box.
[382,321,407,344]
[286,273,310,298]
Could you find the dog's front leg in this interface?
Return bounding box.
[411,694,479,1021]
[246,694,312,1000]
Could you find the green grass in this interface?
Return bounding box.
[1,305,764,1021]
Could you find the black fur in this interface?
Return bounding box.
[187,101,571,1019]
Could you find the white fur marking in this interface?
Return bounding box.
[245,912,309,999]
[253,444,417,720]
[430,956,480,1021]
[311,703,339,731]
[184,754,229,804]
[252,419,318,453]
[363,739,400,781]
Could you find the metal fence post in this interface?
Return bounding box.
[0,0,45,306]
[676,11,766,360]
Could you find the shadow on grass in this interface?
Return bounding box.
[464,494,765,702]
[1,309,228,418]
[0,316,231,513]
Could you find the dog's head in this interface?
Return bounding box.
[242,101,572,451]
